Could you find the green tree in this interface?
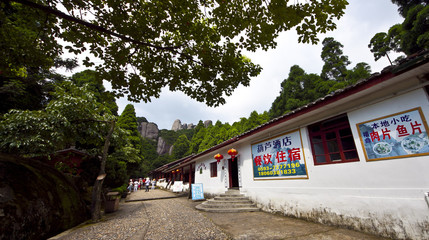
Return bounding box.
[368,2,428,62]
[345,62,371,84]
[320,37,350,81]
[140,137,159,171]
[0,81,116,221]
[0,82,114,155]
[399,4,429,55]
[368,32,396,65]
[172,134,190,160]
[71,70,118,115]
[152,154,173,170]
[269,65,322,119]
[5,0,348,107]
[199,123,219,152]
[187,120,206,155]
[0,1,79,113]
[391,0,427,17]
[269,41,369,120]
[116,104,145,176]
[117,104,140,142]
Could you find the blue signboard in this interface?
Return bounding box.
[357,107,429,161]
[191,183,204,200]
[251,129,308,180]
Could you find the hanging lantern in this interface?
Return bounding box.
[214,153,223,164]
[227,148,238,161]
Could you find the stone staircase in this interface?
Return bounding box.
[195,189,259,213]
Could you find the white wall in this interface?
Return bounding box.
[196,88,429,239]
[194,158,228,195]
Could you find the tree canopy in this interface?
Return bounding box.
[321,37,350,81]
[3,0,348,107]
[0,81,114,155]
[368,1,428,63]
[269,37,371,119]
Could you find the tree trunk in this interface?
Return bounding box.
[386,53,393,65]
[91,121,115,222]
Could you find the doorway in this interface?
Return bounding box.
[228,158,239,188]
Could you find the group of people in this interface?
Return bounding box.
[127,177,156,193]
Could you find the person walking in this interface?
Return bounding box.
[145,178,150,192]
[138,178,143,190]
[127,179,133,193]
[133,179,139,192]
[151,179,156,190]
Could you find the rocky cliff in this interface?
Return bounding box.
[171,119,212,131]
[138,119,212,155]
[139,122,159,141]
[156,137,174,155]
[171,119,194,131]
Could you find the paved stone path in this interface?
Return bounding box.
[51,189,389,240]
[51,189,229,240]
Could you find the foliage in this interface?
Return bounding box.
[115,104,147,177]
[117,104,140,144]
[0,1,61,78]
[152,154,173,170]
[6,0,347,107]
[136,116,148,126]
[140,138,158,162]
[368,2,429,62]
[158,128,195,147]
[71,70,118,116]
[368,32,397,64]
[321,37,350,81]
[0,2,79,114]
[0,81,114,155]
[172,134,190,160]
[104,157,127,188]
[269,38,371,119]
[187,121,207,155]
[391,0,427,17]
[345,62,371,84]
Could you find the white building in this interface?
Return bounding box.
[153,52,429,239]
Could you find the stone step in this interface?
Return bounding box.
[224,189,240,194]
[195,190,260,213]
[205,199,253,204]
[214,196,249,201]
[200,202,257,209]
[195,205,259,213]
[219,193,245,197]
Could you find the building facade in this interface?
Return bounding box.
[153,53,429,239]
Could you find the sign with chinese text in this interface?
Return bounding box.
[251,129,308,180]
[191,183,204,200]
[357,107,429,161]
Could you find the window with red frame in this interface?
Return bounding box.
[308,114,359,165]
[210,162,217,177]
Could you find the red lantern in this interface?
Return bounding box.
[227,148,238,161]
[214,153,223,164]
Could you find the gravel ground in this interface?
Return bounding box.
[51,189,230,240]
[51,189,388,240]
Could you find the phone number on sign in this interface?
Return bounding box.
[257,163,300,176]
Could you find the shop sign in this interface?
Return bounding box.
[191,183,204,200]
[357,107,429,161]
[251,129,308,180]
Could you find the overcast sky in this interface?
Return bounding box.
[111,1,404,130]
